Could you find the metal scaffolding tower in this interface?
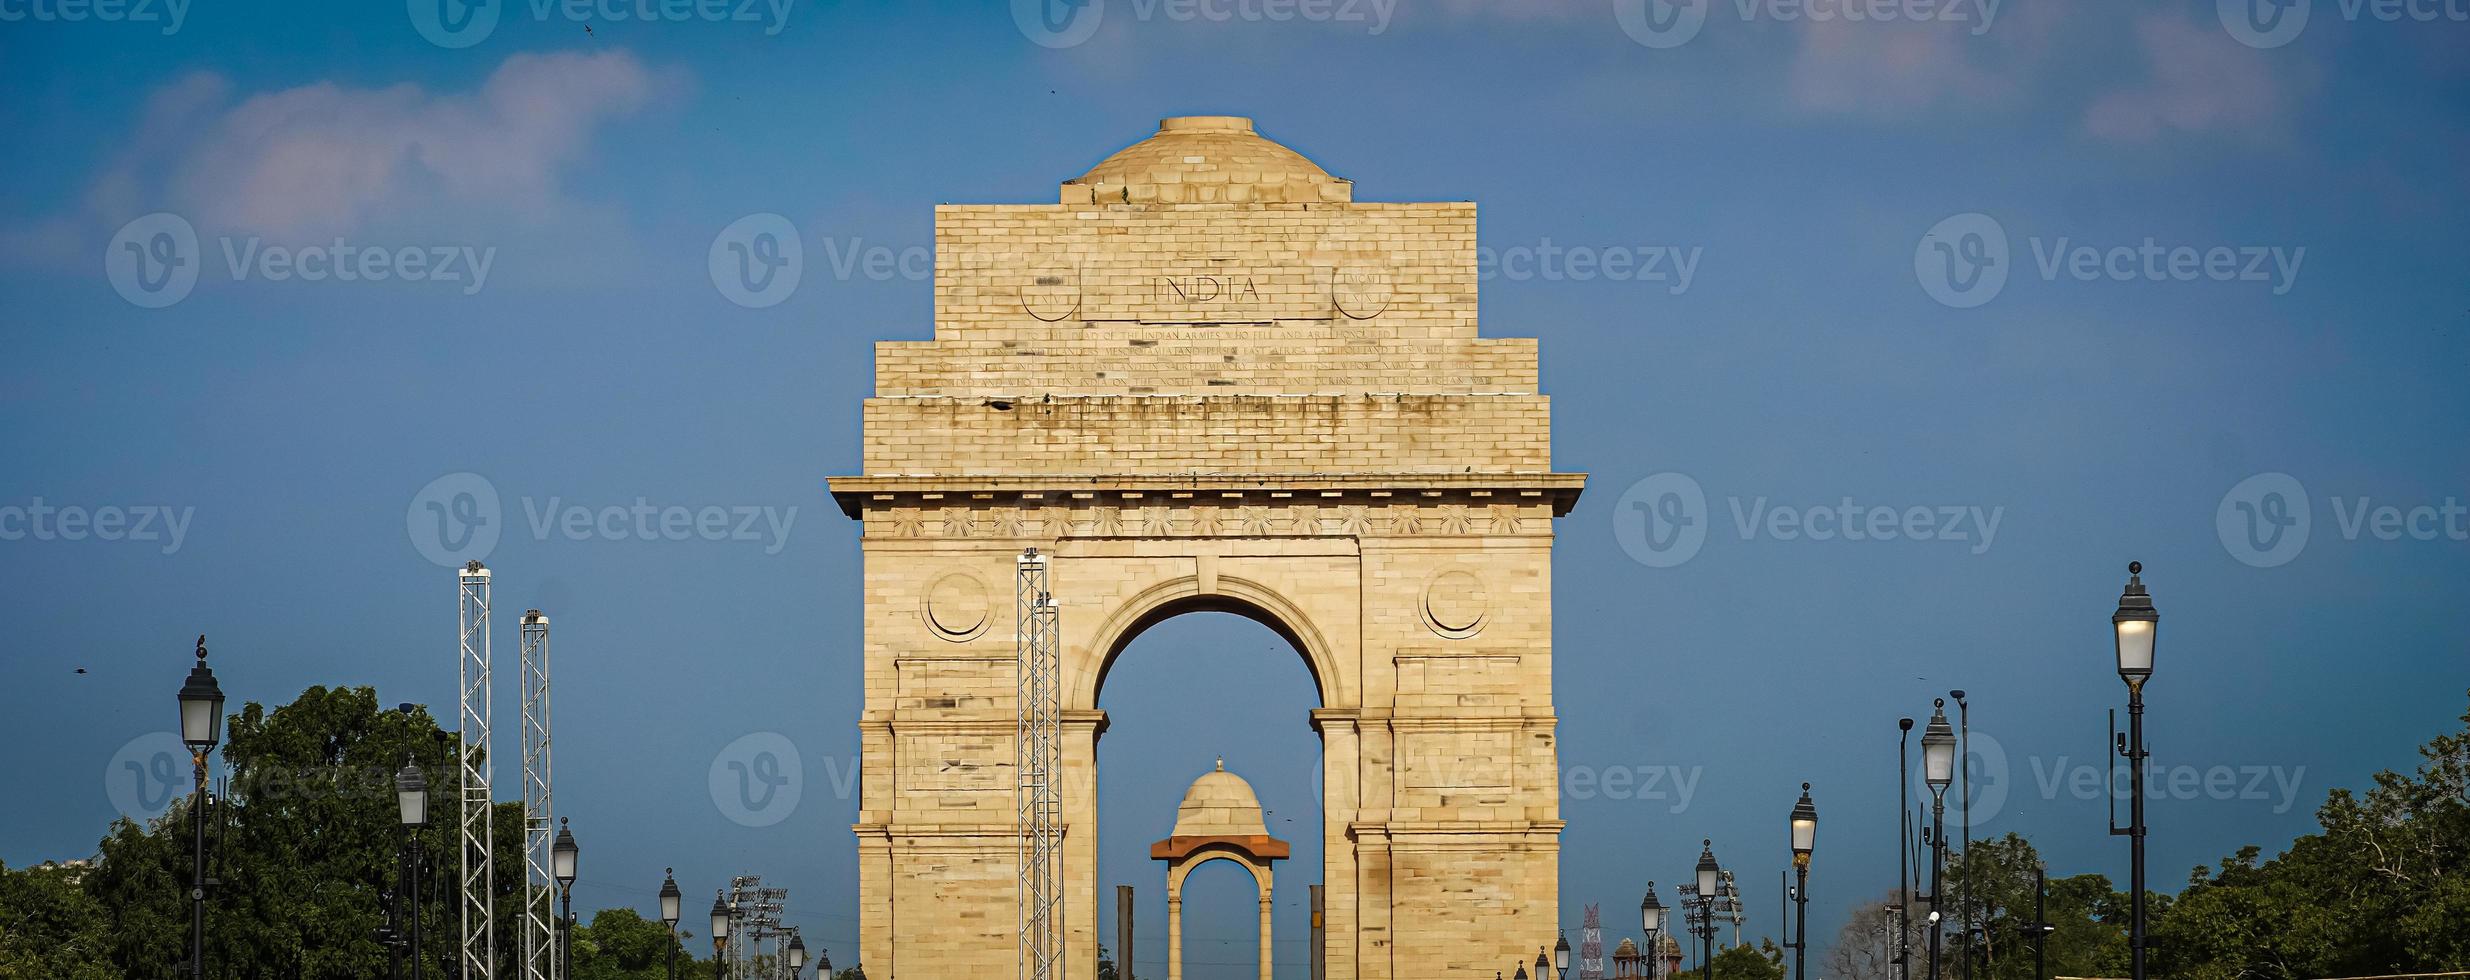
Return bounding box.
[1016,548,1062,980]
[519,609,555,980]
[1581,904,1607,980]
[458,561,496,980]
[727,876,787,979]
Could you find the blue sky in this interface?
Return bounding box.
[2,0,2467,976]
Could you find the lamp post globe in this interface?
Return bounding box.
[1922,704,1956,796]
[660,870,681,927]
[552,818,578,886]
[1641,883,1664,934]
[710,892,730,980]
[396,761,428,827]
[819,950,831,976]
[1695,840,1720,898]
[1790,783,1817,865]
[2113,561,2157,688]
[789,934,807,973]
[1556,932,1573,974]
[178,637,226,751]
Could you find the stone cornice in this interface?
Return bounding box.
[828,472,1586,520]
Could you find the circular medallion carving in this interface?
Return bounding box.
[1021,263,1081,322]
[1421,569,1488,639]
[1332,265,1392,319]
[923,571,991,641]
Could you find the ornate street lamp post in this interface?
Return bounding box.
[788,933,807,978]
[710,892,731,980]
[1555,931,1572,978]
[396,759,429,980]
[553,818,579,980]
[1922,701,1956,980]
[660,869,682,980]
[177,636,226,980]
[1640,883,1666,980]
[1696,839,1722,980]
[1789,783,1817,980]
[1951,689,1973,980]
[2110,561,2157,980]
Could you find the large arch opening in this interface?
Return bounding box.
[1096,609,1324,980]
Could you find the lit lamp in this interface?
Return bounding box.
[1695,839,1721,980]
[1789,783,1817,980]
[710,892,731,980]
[177,636,226,980]
[395,759,427,980]
[1922,702,1955,980]
[2111,561,2158,980]
[659,870,682,980]
[1640,884,1666,980]
[553,819,578,979]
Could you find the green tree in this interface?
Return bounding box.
[1671,939,1786,980]
[0,859,119,980]
[2151,689,2470,979]
[1941,833,2128,979]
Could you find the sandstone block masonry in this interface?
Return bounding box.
[829,116,1584,979]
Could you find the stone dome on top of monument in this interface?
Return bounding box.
[1062,116,1353,205]
[1169,760,1271,838]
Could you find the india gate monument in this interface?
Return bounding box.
[828,116,1585,978]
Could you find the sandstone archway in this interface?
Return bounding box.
[829,115,1584,979]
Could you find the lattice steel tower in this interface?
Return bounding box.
[1016,548,1062,980]
[458,561,496,980]
[1582,903,1607,980]
[519,610,555,980]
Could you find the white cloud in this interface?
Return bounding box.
[7,49,661,272]
[2083,15,2292,142]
